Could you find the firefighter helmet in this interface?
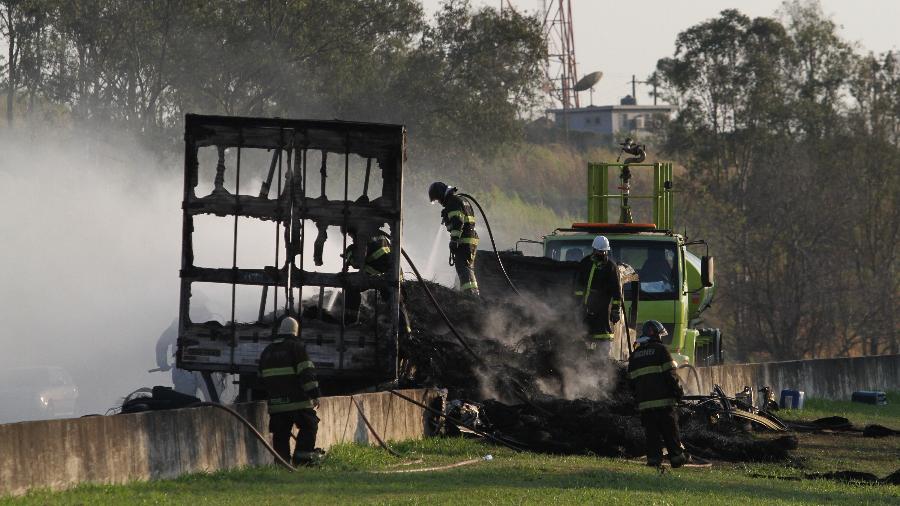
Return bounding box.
[641,320,668,341]
[428,182,450,203]
[592,235,610,252]
[277,316,300,337]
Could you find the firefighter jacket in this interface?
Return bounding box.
[345,233,392,276]
[441,194,479,247]
[258,336,321,414]
[627,340,683,411]
[575,255,622,318]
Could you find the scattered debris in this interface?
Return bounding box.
[374,281,802,462]
[805,469,900,485]
[781,415,899,438]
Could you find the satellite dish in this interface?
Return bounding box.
[574,71,603,92]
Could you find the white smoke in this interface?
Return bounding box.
[0,124,458,421]
[0,127,182,417]
[475,289,620,402]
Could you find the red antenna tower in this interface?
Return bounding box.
[542,0,579,110]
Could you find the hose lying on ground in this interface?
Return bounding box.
[369,456,491,474]
[458,192,521,296]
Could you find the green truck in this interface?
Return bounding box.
[475,156,723,366]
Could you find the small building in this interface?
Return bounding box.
[548,97,673,135]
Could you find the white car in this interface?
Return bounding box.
[0,366,79,423]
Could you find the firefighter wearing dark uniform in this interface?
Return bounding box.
[429,182,480,296]
[258,317,321,466]
[628,320,689,468]
[573,235,623,355]
[342,229,411,334]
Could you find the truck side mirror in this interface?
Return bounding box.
[701,256,714,288]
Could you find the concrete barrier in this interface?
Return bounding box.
[0,388,443,497]
[315,388,445,450]
[680,354,900,400]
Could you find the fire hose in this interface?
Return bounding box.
[400,248,550,415]
[457,193,521,296]
[677,364,703,395]
[401,247,482,362]
[189,400,495,473]
[187,401,297,472]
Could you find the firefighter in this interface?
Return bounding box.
[573,235,623,356]
[258,316,321,466]
[429,182,480,296]
[342,226,411,334]
[628,320,690,468]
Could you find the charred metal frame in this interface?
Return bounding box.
[177,114,405,385]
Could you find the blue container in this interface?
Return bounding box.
[851,391,887,405]
[780,389,805,409]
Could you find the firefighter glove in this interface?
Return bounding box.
[610,305,621,323]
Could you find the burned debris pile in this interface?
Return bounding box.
[465,399,798,462]
[381,280,799,462]
[395,279,595,399]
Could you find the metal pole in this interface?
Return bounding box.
[231,144,241,370]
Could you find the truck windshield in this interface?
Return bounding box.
[547,239,679,300]
[616,242,678,300]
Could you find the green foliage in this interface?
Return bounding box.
[0,0,546,154]
[654,1,899,360]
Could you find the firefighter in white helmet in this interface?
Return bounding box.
[258,317,321,466]
[573,235,623,357]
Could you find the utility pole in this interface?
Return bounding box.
[631,75,637,103]
[627,76,659,105]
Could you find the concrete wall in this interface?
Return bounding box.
[315,388,444,449]
[679,354,900,400]
[0,388,443,498]
[0,402,269,497]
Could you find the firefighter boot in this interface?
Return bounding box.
[669,452,692,468]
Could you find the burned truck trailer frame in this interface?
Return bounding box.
[177,114,405,392]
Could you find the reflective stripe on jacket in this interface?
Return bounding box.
[345,233,392,276]
[258,337,321,414]
[627,340,682,411]
[442,194,479,246]
[574,256,623,309]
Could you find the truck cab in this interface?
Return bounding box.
[475,157,723,366]
[543,226,720,365]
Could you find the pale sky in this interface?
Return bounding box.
[422,0,900,107]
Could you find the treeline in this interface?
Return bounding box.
[654,2,899,360]
[2,1,896,361]
[0,0,544,152]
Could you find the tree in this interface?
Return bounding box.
[654,2,898,360]
[1,0,47,126]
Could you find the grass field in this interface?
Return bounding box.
[5,396,899,505]
[777,391,900,427]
